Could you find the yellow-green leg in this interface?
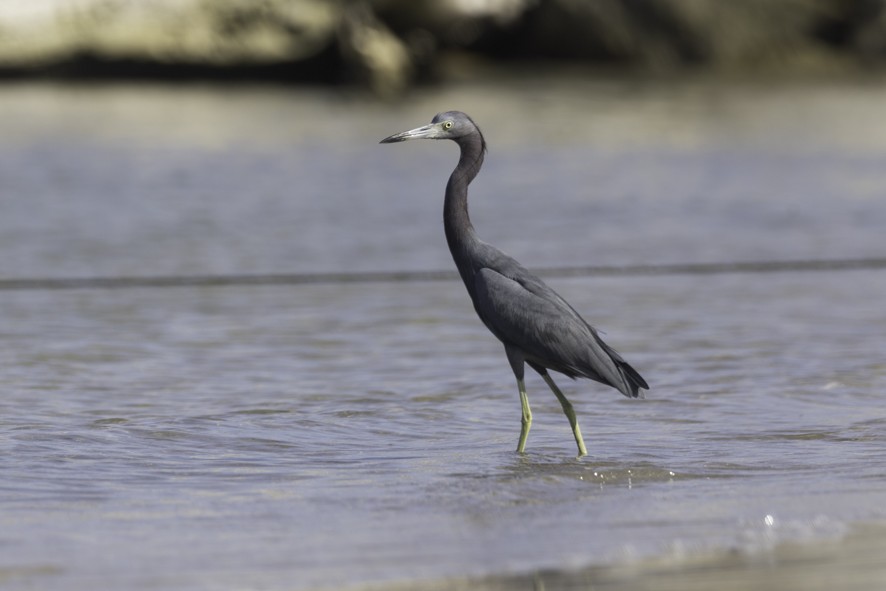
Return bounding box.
[541,372,588,457]
[516,378,532,454]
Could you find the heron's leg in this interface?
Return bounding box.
[505,347,532,454]
[540,372,588,457]
[516,378,532,454]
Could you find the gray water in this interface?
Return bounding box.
[1,78,886,590]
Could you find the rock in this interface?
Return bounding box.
[0,0,339,66]
[339,3,413,96]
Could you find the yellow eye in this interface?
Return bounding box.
[443,121,453,130]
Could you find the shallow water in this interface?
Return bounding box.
[1,78,886,590]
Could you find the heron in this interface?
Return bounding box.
[380,111,648,456]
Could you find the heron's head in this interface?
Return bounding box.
[380,111,485,149]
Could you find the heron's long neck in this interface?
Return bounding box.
[444,133,485,277]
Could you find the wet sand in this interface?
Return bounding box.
[384,522,886,591]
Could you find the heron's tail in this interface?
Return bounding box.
[615,358,648,399]
[598,339,649,399]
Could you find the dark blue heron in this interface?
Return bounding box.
[381,111,648,456]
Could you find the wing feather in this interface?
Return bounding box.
[473,266,634,394]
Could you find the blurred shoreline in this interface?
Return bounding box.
[3,0,886,95]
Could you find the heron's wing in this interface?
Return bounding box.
[473,265,631,392]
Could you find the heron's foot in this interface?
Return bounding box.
[567,414,588,457]
[571,418,588,456]
[574,432,588,457]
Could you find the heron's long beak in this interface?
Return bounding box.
[379,123,439,143]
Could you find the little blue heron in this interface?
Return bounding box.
[381,111,648,456]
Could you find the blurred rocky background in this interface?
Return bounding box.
[2,0,886,95]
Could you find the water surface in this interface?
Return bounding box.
[1,78,885,590]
